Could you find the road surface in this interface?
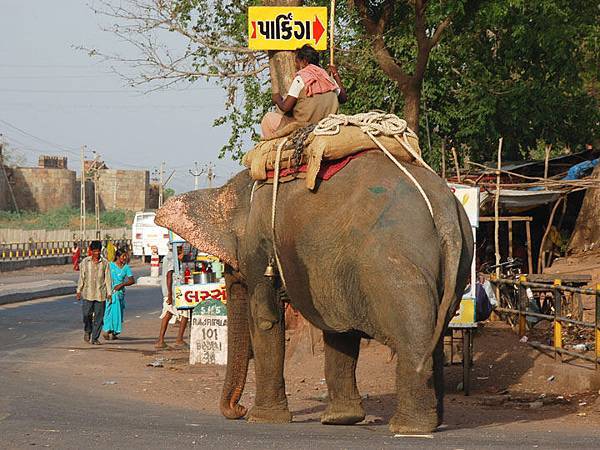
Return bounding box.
[0,286,598,449]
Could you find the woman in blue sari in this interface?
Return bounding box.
[103,248,135,340]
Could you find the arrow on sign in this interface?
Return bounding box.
[313,15,324,44]
[251,21,257,39]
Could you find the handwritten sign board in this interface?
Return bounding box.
[190,299,227,365]
[448,183,479,328]
[447,183,480,227]
[174,282,227,310]
[248,6,327,50]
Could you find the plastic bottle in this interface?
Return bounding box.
[184,265,191,284]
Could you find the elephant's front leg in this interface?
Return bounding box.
[247,281,292,423]
[321,331,365,425]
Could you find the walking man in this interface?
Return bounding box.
[76,240,112,345]
[155,244,188,349]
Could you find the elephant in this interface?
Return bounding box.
[155,150,473,433]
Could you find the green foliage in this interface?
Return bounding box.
[148,0,599,167]
[163,187,176,201]
[100,209,135,228]
[0,208,134,230]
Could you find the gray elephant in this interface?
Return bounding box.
[156,151,473,433]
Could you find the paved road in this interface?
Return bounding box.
[1,288,599,449]
[0,261,149,286]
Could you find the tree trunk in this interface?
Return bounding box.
[402,83,421,132]
[220,271,253,419]
[263,0,302,95]
[568,165,600,254]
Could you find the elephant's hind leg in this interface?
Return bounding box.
[321,331,365,425]
[389,341,440,434]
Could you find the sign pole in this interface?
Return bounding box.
[329,0,335,66]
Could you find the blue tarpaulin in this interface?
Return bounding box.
[563,158,599,180]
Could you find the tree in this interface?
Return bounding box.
[164,187,176,200]
[88,0,598,167]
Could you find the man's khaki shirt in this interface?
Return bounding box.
[77,256,112,301]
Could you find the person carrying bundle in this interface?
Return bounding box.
[261,44,347,139]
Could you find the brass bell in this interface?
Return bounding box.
[264,257,277,278]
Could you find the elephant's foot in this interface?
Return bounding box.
[247,405,292,424]
[388,411,438,434]
[321,400,365,425]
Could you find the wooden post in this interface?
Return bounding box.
[553,279,563,361]
[441,138,446,179]
[518,275,527,337]
[329,0,335,66]
[537,197,564,273]
[494,138,503,281]
[544,143,552,189]
[595,284,600,369]
[451,146,461,182]
[508,219,513,258]
[525,221,533,274]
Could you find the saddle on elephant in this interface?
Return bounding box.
[242,111,429,190]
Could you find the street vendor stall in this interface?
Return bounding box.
[168,232,228,365]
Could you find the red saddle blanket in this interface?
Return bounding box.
[265,149,373,181]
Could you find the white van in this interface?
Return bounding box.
[131,211,170,259]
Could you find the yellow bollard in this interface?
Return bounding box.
[553,279,562,361]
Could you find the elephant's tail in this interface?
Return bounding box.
[417,197,473,374]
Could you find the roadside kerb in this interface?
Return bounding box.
[0,280,77,305]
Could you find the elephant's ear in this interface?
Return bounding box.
[155,171,253,271]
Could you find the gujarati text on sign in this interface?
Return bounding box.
[248,7,327,51]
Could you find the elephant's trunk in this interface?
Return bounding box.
[220,272,252,419]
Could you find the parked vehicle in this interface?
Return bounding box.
[131,211,169,260]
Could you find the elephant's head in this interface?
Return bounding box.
[155,170,254,419]
[155,170,253,271]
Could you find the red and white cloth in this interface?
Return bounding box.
[288,64,340,98]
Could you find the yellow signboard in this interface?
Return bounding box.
[449,298,476,327]
[248,6,328,51]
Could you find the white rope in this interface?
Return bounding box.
[366,131,434,218]
[250,180,259,204]
[271,137,288,288]
[313,112,435,219]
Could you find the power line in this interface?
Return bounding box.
[0,64,103,68]
[0,118,80,155]
[0,87,221,94]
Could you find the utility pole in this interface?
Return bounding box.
[189,161,202,190]
[158,161,165,208]
[80,145,86,243]
[206,163,215,188]
[91,151,101,239]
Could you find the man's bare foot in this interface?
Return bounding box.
[154,341,168,349]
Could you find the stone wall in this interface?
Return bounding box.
[95,169,149,211]
[9,167,77,212]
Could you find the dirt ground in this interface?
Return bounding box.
[32,309,600,432]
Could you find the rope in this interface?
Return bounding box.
[365,130,434,218]
[314,112,435,218]
[263,111,437,286]
[271,137,288,288]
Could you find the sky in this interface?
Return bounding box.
[0,0,246,193]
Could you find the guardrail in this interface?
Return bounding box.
[491,275,600,368]
[0,239,132,261]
